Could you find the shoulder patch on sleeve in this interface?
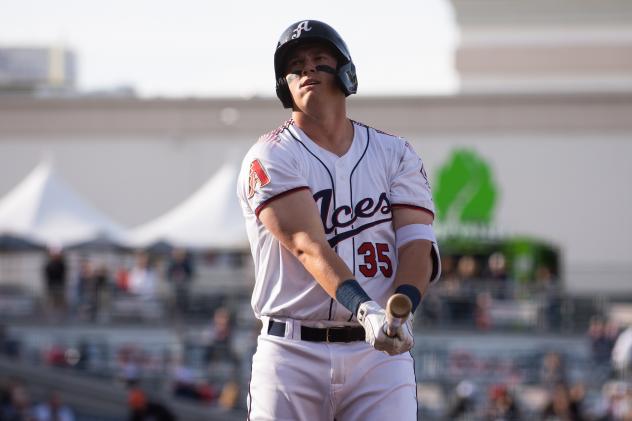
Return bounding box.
[248,159,271,199]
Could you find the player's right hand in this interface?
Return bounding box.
[357,301,410,356]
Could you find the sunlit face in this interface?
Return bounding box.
[283,42,341,108]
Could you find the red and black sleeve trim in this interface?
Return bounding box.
[391,204,435,219]
[254,186,311,218]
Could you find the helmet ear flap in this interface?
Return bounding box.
[337,62,358,96]
[276,77,294,109]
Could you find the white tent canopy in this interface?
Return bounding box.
[0,160,127,247]
[129,162,248,250]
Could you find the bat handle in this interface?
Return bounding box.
[386,317,404,337]
[385,293,412,337]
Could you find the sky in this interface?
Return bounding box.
[0,0,459,98]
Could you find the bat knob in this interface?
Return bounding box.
[387,293,412,319]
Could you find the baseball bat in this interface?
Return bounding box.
[385,293,412,337]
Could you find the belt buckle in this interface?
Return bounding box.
[326,326,346,343]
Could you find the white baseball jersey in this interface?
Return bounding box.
[237,119,435,324]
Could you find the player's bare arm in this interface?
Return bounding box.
[258,188,354,298]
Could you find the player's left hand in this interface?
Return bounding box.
[358,301,413,356]
[390,314,414,354]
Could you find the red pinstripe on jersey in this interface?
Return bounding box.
[391,204,435,218]
[258,119,294,143]
[254,186,310,218]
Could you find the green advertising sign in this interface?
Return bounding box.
[434,148,498,225]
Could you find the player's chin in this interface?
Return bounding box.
[293,92,318,109]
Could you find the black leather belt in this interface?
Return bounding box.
[268,320,365,343]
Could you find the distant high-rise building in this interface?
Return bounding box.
[0,46,77,94]
[451,0,632,94]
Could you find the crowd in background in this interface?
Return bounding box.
[0,376,179,421]
[41,247,197,323]
[0,302,244,420]
[37,247,569,329]
[3,316,632,420]
[0,246,630,420]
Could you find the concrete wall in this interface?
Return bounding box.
[0,95,629,293]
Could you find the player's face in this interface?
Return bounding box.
[284,43,341,109]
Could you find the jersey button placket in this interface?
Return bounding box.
[334,161,353,270]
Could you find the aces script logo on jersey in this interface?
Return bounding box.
[248,159,271,199]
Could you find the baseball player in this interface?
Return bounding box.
[237,20,440,420]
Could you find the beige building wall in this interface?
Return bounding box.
[452,0,632,93]
[0,94,630,293]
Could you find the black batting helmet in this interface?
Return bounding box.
[274,20,358,108]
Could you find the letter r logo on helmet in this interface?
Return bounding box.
[291,21,312,39]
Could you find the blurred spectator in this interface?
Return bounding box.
[447,380,476,420]
[623,386,632,420]
[204,307,236,364]
[0,377,12,417]
[128,387,176,421]
[475,291,493,331]
[439,255,460,294]
[540,352,568,388]
[172,358,197,399]
[487,252,510,299]
[166,248,194,318]
[43,344,68,368]
[171,359,215,404]
[32,390,75,421]
[74,259,94,320]
[540,382,584,421]
[128,252,157,300]
[569,383,587,416]
[1,379,34,421]
[603,381,630,420]
[487,252,508,281]
[535,265,561,331]
[42,247,67,320]
[0,324,20,358]
[484,384,520,420]
[589,317,619,382]
[118,347,142,387]
[457,255,479,285]
[589,318,614,364]
[93,264,111,321]
[116,265,130,293]
[441,255,479,324]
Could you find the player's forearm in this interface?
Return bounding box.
[258,190,357,299]
[394,240,433,296]
[291,235,355,298]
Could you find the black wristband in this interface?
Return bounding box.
[335,279,372,316]
[395,284,422,314]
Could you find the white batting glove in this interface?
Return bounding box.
[357,301,412,356]
[395,315,414,354]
